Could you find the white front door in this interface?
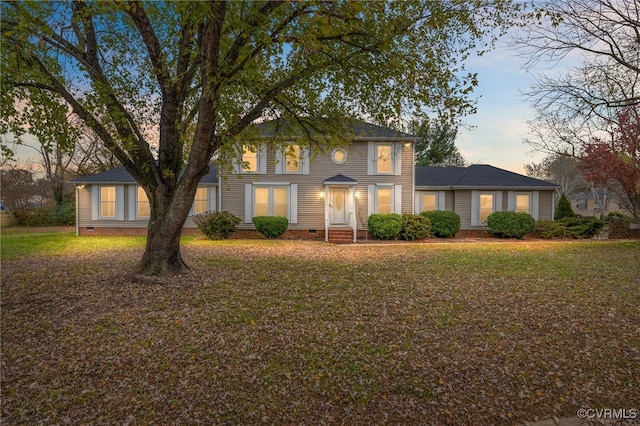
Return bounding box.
[330,188,347,225]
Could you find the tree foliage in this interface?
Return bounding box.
[580,107,640,221]
[554,193,575,220]
[1,1,524,276]
[410,119,466,167]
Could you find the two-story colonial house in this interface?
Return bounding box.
[72,120,557,241]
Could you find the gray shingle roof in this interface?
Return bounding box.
[255,118,418,140]
[415,165,558,189]
[323,174,358,184]
[71,164,218,185]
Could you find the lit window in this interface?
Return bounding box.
[376,143,393,174]
[284,145,301,173]
[479,193,494,224]
[254,186,289,218]
[331,149,347,164]
[137,187,150,218]
[421,192,437,212]
[376,187,393,214]
[100,186,116,218]
[193,187,208,215]
[516,194,530,214]
[242,146,258,172]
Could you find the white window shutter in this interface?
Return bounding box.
[438,191,446,211]
[128,186,136,221]
[394,143,402,176]
[532,191,539,219]
[244,184,253,223]
[290,184,298,224]
[394,185,402,214]
[301,148,310,175]
[116,185,125,221]
[367,142,375,175]
[208,187,216,212]
[414,192,422,214]
[507,191,515,211]
[471,191,479,226]
[495,191,503,212]
[275,146,283,174]
[91,186,99,221]
[368,185,375,216]
[258,145,267,174]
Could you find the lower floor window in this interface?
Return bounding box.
[376,187,393,214]
[254,186,289,217]
[193,187,209,215]
[479,193,494,224]
[516,193,531,214]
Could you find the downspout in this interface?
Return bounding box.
[218,174,222,212]
[75,185,80,236]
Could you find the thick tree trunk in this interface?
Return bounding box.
[134,183,199,277]
[135,210,188,277]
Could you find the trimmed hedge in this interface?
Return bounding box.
[487,211,536,239]
[367,213,402,240]
[194,210,241,240]
[420,210,460,238]
[252,216,289,239]
[400,214,431,241]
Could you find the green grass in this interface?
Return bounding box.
[1,229,639,425]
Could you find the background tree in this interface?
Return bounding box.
[410,119,466,167]
[524,153,585,197]
[580,107,640,221]
[517,0,640,156]
[2,1,524,276]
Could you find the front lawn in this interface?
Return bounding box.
[1,232,639,424]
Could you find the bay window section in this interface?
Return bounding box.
[479,193,494,224]
[100,186,116,218]
[137,187,150,218]
[516,193,531,214]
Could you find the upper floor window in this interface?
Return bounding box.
[137,187,150,218]
[242,146,258,173]
[331,148,347,165]
[376,143,393,174]
[100,186,116,218]
[368,142,401,175]
[285,145,301,173]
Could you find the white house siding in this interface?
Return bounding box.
[222,141,414,231]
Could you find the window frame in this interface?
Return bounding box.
[420,191,438,212]
[375,185,394,214]
[253,184,290,219]
[241,145,259,173]
[330,148,347,165]
[375,142,394,175]
[515,192,531,214]
[479,192,495,225]
[136,186,150,219]
[99,186,117,219]
[192,187,209,215]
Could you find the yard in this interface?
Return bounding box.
[1,229,639,425]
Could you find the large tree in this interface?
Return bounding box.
[517,0,640,156]
[1,1,522,276]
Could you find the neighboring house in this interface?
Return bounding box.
[569,190,633,218]
[72,120,558,240]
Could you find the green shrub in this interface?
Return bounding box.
[560,216,604,239]
[420,210,460,238]
[252,216,288,239]
[487,211,536,239]
[554,194,575,220]
[194,210,241,239]
[367,213,402,240]
[537,216,605,239]
[400,214,431,241]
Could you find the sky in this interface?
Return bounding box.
[455,40,547,174]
